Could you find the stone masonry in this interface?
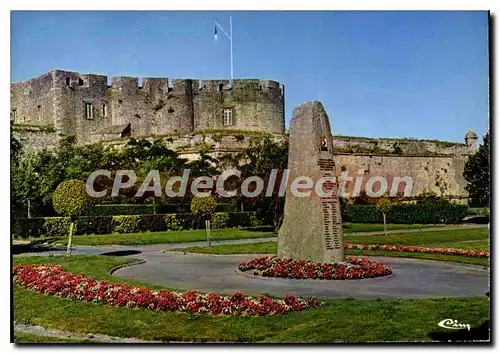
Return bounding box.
[10,70,479,201]
[10,70,286,145]
[278,101,344,263]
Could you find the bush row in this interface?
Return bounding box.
[342,203,468,224]
[12,212,259,238]
[89,204,161,216]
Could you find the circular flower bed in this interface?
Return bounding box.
[13,265,318,316]
[238,256,393,280]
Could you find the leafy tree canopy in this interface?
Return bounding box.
[464,131,490,207]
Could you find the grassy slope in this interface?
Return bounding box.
[13,255,489,343]
[27,223,452,246]
[177,228,490,267]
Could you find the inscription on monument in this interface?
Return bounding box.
[318,158,342,251]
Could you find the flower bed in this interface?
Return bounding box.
[13,265,317,316]
[238,256,392,280]
[344,243,489,258]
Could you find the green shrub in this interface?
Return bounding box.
[227,212,257,227]
[140,215,167,232]
[43,217,72,237]
[477,208,490,216]
[52,180,90,216]
[211,212,229,228]
[90,204,159,216]
[112,215,141,234]
[79,216,114,235]
[343,203,467,224]
[164,214,182,231]
[343,205,382,223]
[12,218,45,239]
[249,213,263,227]
[190,196,217,215]
[12,212,261,237]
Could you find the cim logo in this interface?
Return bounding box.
[437,319,471,331]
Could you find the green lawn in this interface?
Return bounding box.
[343,223,446,233]
[29,223,454,247]
[176,228,490,267]
[44,228,277,246]
[13,255,490,343]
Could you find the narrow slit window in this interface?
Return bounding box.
[102,104,107,117]
[66,77,70,86]
[223,108,233,126]
[85,103,94,119]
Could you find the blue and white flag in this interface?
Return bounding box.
[214,26,218,41]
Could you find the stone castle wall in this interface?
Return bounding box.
[333,153,469,200]
[329,136,476,200]
[10,70,477,200]
[10,70,286,145]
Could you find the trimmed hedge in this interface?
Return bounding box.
[90,204,160,216]
[12,212,259,238]
[211,212,229,228]
[342,203,468,224]
[112,216,142,234]
[12,218,45,239]
[43,217,72,237]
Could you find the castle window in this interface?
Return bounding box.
[223,108,233,126]
[78,78,84,86]
[85,103,94,119]
[102,104,107,117]
[11,109,17,121]
[66,77,70,86]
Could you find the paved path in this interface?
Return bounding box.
[15,235,489,300]
[14,224,489,300]
[14,322,159,343]
[114,252,488,300]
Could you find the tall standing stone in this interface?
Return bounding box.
[277,101,344,263]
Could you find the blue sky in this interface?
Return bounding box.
[11,11,489,142]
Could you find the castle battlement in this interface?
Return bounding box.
[10,70,286,144]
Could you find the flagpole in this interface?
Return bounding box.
[214,16,234,82]
[229,16,233,82]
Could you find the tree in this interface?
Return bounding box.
[375,195,393,236]
[52,180,90,255]
[191,196,217,246]
[10,121,21,160]
[236,136,288,230]
[464,132,490,207]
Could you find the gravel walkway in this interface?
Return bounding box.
[14,322,160,343]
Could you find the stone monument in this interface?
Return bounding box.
[277,101,344,263]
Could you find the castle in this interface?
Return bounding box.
[11,70,479,202]
[10,69,285,147]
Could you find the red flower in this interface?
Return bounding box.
[13,265,318,317]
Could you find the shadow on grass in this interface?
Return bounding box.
[12,244,65,255]
[100,250,142,257]
[240,226,275,232]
